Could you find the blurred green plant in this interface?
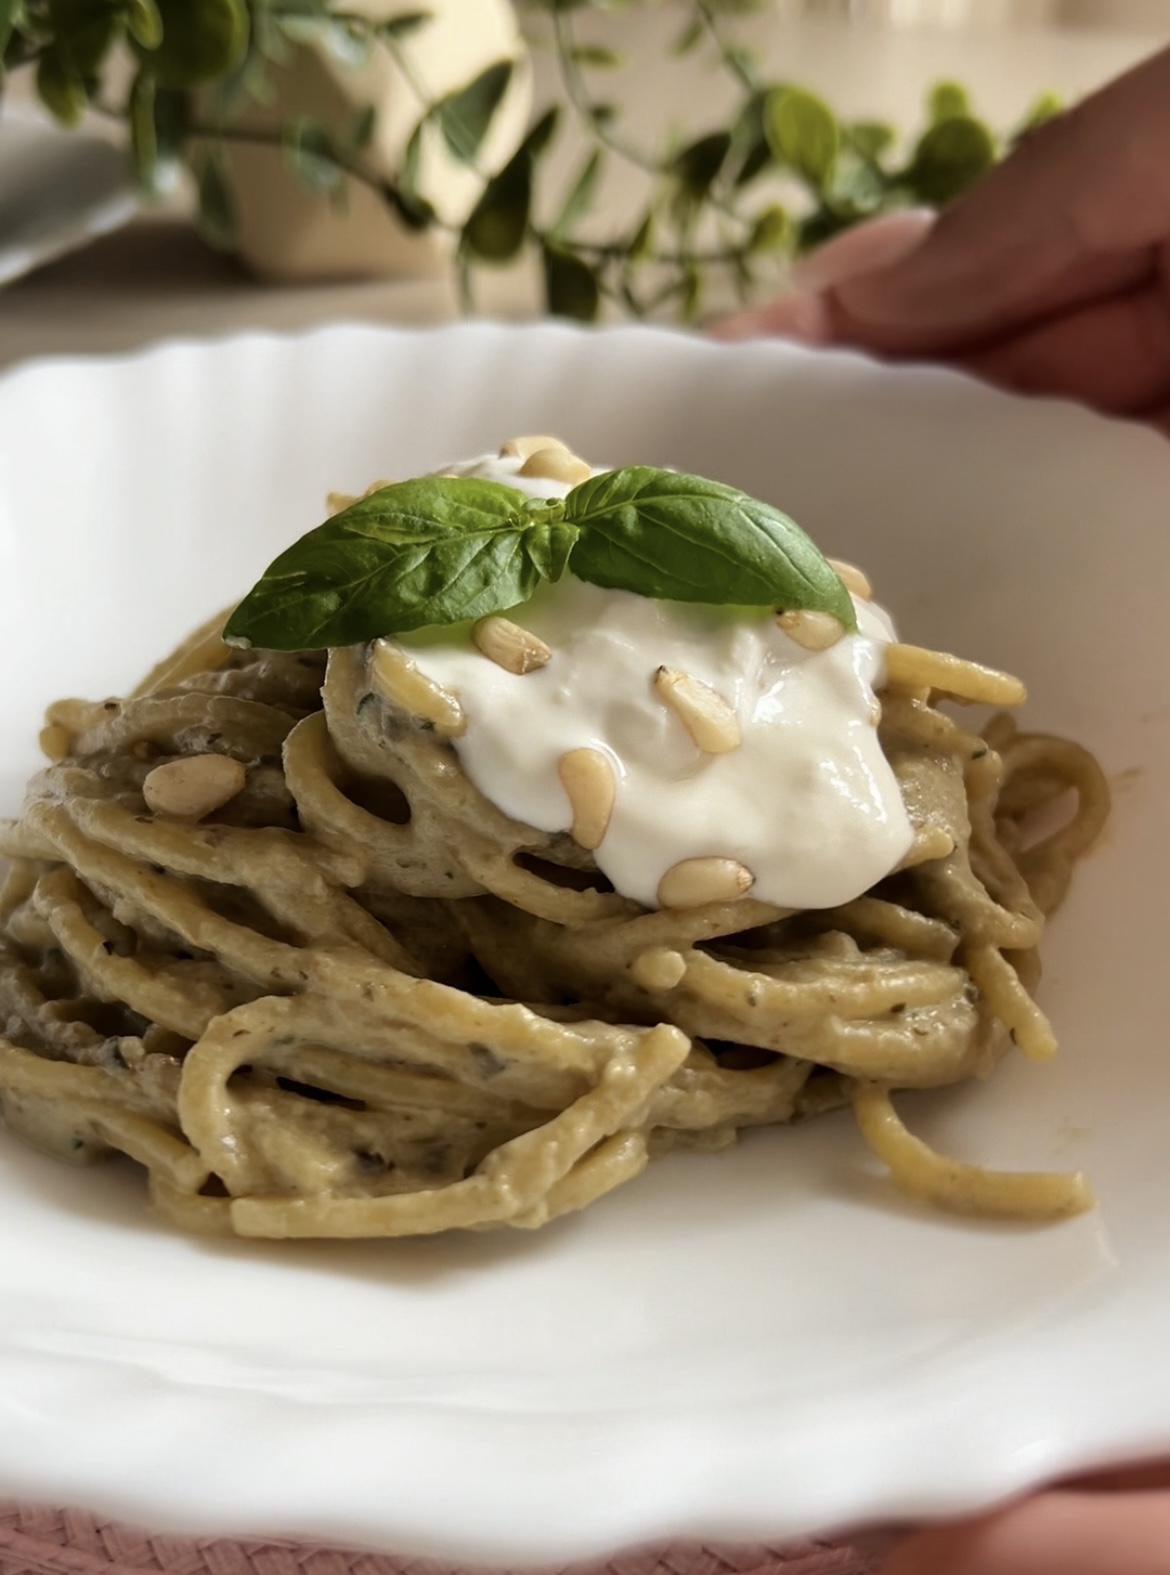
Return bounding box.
[0,0,1060,320]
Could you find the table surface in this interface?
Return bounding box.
[1,13,1164,369]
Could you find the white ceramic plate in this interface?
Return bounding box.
[0,110,137,287]
[0,322,1168,1562]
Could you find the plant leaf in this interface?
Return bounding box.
[747,204,790,254]
[845,118,895,163]
[435,58,513,164]
[903,114,995,206]
[136,0,248,87]
[766,85,839,193]
[564,468,857,629]
[927,80,971,123]
[351,101,377,151]
[36,46,87,124]
[223,480,579,649]
[195,148,236,249]
[128,67,157,189]
[542,242,600,321]
[568,44,621,69]
[124,0,163,49]
[284,115,343,194]
[461,107,555,261]
[551,147,601,237]
[672,17,703,55]
[673,131,731,197]
[378,9,431,41]
[0,0,20,60]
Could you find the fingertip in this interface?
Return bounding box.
[791,209,936,293]
[705,291,834,344]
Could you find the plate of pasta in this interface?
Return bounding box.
[0,320,1168,1561]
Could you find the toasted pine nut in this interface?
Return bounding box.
[653,666,741,754]
[519,448,592,486]
[884,643,1026,706]
[370,640,466,736]
[776,609,845,652]
[557,747,616,851]
[827,557,873,601]
[472,615,552,675]
[39,723,71,762]
[143,754,246,821]
[328,479,393,515]
[868,697,882,726]
[629,948,687,991]
[657,856,754,909]
[499,434,569,460]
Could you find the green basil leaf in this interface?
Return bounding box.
[224,479,579,650]
[564,468,857,630]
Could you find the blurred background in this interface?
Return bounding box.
[0,0,1166,363]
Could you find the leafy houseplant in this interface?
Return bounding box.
[0,0,1056,320]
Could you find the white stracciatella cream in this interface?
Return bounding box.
[398,451,914,910]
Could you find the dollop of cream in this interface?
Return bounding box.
[398,452,914,910]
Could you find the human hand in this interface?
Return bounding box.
[878,1462,1170,1575]
[714,46,1170,433]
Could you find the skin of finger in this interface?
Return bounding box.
[706,212,935,340]
[879,1490,1170,1575]
[825,43,1170,352]
[957,265,1170,414]
[789,210,935,293]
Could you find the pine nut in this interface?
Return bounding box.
[328,479,393,515]
[39,723,71,762]
[472,615,552,675]
[776,609,845,651]
[653,666,741,754]
[630,948,687,991]
[827,558,873,600]
[657,856,754,909]
[499,434,569,460]
[518,448,593,486]
[143,754,246,821]
[369,640,466,736]
[557,747,616,850]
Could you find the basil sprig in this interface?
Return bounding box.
[223,465,856,650]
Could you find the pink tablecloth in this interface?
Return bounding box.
[0,1507,881,1575]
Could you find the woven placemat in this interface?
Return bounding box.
[0,1506,881,1575]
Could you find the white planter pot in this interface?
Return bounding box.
[218,0,531,281]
